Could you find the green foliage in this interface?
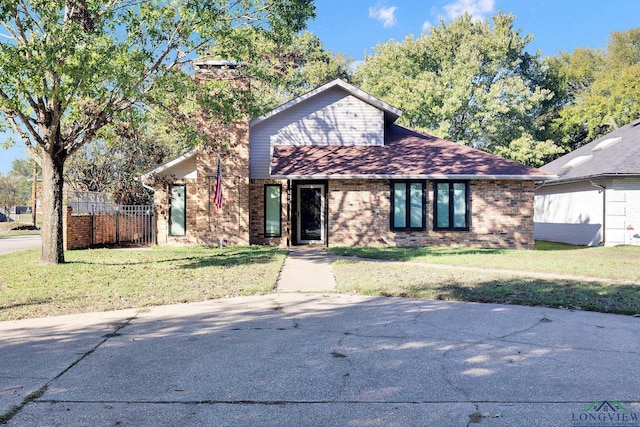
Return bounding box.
[0,173,22,213]
[0,159,37,211]
[207,30,354,116]
[550,28,640,149]
[356,12,563,166]
[0,0,315,263]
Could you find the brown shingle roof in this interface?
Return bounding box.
[270,125,554,180]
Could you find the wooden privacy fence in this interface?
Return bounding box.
[64,204,156,250]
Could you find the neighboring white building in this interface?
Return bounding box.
[535,119,640,246]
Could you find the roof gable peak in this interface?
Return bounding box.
[250,79,402,127]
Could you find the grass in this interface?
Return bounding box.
[0,246,287,321]
[0,221,40,237]
[3,241,639,321]
[330,242,640,316]
[328,242,640,282]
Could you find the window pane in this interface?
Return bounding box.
[265,186,280,236]
[170,185,186,236]
[409,183,423,228]
[393,183,406,228]
[453,183,466,228]
[436,183,450,228]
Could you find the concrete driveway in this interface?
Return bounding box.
[0,235,41,255]
[1,294,639,426]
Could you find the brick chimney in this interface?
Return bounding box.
[193,60,251,246]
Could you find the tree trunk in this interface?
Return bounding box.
[40,152,66,264]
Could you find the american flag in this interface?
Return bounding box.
[212,156,223,210]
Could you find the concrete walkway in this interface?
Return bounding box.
[276,246,336,292]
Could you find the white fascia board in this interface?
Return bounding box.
[538,173,640,188]
[250,79,402,127]
[139,148,198,182]
[270,174,557,181]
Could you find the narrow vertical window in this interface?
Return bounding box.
[170,184,186,236]
[264,185,281,237]
[393,183,407,229]
[391,181,425,231]
[410,183,423,228]
[434,181,469,231]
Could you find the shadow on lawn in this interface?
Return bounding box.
[328,247,507,261]
[373,278,640,316]
[67,247,287,268]
[178,248,288,269]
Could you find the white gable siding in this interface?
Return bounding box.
[157,156,197,179]
[250,86,384,179]
[534,181,603,246]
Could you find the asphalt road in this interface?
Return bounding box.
[0,235,41,255]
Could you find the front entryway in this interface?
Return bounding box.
[296,184,325,244]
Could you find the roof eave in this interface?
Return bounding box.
[270,173,556,181]
[139,147,198,182]
[538,172,640,187]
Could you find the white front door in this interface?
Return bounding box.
[297,184,325,244]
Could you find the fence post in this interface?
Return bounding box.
[115,206,120,246]
[153,205,157,245]
[91,204,95,246]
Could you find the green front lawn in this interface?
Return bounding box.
[0,246,287,321]
[328,242,640,282]
[330,242,640,316]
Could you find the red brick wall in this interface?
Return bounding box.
[64,206,155,250]
[155,179,200,245]
[153,65,251,247]
[249,179,290,246]
[326,179,535,249]
[64,206,93,250]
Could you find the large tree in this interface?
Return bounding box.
[64,30,350,206]
[208,30,353,115]
[356,13,563,166]
[549,28,640,149]
[0,0,314,264]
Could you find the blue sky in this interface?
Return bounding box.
[308,0,640,60]
[1,0,639,174]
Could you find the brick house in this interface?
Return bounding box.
[142,63,553,249]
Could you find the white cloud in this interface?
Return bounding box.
[369,5,398,28]
[421,20,433,33]
[443,0,495,21]
[421,0,495,33]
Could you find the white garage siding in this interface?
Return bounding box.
[534,181,604,246]
[249,86,385,179]
[606,178,640,246]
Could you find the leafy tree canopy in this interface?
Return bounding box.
[549,27,640,149]
[0,0,315,264]
[356,12,564,166]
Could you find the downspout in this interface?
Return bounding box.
[139,175,155,193]
[590,180,606,246]
[287,179,291,248]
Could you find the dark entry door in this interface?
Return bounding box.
[297,184,325,244]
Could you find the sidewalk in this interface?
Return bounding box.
[276,246,336,292]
